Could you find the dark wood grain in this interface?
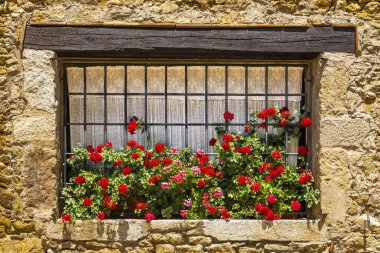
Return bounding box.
[23,26,356,58]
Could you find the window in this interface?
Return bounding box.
[63,62,309,184]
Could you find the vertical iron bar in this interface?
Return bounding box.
[63,64,68,187]
[144,65,148,147]
[124,65,128,145]
[185,65,188,148]
[245,65,249,125]
[83,65,87,148]
[285,65,289,166]
[104,65,107,145]
[205,65,209,153]
[265,66,268,156]
[225,65,228,132]
[165,65,168,146]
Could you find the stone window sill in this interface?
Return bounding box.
[46,219,323,242]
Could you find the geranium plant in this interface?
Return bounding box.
[62,108,319,222]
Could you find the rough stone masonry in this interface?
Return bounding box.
[0,0,379,252]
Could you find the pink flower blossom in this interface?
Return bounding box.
[213,190,223,199]
[161,182,170,190]
[145,212,155,222]
[180,210,188,218]
[183,199,192,207]
[170,171,186,183]
[191,166,201,174]
[196,149,205,158]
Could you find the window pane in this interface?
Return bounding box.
[167,66,185,93]
[69,125,84,151]
[228,96,245,123]
[86,96,104,123]
[107,66,124,93]
[188,126,206,152]
[67,67,84,93]
[208,66,225,94]
[268,66,285,94]
[267,96,286,109]
[168,126,185,150]
[207,126,219,153]
[147,66,165,93]
[86,125,104,147]
[248,67,265,94]
[288,67,304,94]
[288,96,302,118]
[86,66,104,93]
[167,96,185,124]
[208,96,225,123]
[147,96,165,123]
[127,95,144,120]
[188,96,205,123]
[229,125,244,135]
[228,66,245,94]
[128,131,147,149]
[107,126,124,150]
[69,95,84,123]
[127,66,145,93]
[268,125,285,148]
[107,96,124,123]
[148,126,165,148]
[188,66,205,93]
[248,96,265,114]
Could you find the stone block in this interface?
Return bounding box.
[238,247,263,253]
[46,220,147,242]
[155,244,175,253]
[0,238,43,252]
[12,220,36,233]
[175,245,203,253]
[0,188,12,209]
[203,220,322,241]
[207,243,236,253]
[188,236,213,246]
[150,220,203,232]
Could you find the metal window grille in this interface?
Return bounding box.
[63,63,309,187]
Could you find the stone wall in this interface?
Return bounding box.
[0,0,379,252]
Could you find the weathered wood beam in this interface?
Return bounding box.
[23,25,356,59]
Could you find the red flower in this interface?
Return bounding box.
[136,203,147,210]
[149,159,160,168]
[258,162,273,173]
[236,175,252,186]
[127,140,137,148]
[270,166,284,178]
[291,200,301,211]
[131,153,140,160]
[118,184,129,195]
[96,145,104,152]
[207,206,217,215]
[209,138,217,146]
[250,182,261,192]
[221,209,231,220]
[74,175,85,185]
[271,150,282,160]
[298,146,309,156]
[162,157,172,166]
[130,116,139,122]
[90,152,103,163]
[265,175,272,182]
[223,111,234,121]
[264,209,280,221]
[87,145,94,153]
[122,167,132,175]
[99,178,109,188]
[128,121,138,135]
[217,172,224,179]
[104,195,117,210]
[259,122,266,129]
[267,107,277,117]
[299,171,313,184]
[280,106,289,113]
[280,110,290,118]
[114,160,123,167]
[155,143,165,153]
[254,203,269,213]
[267,194,276,204]
[97,211,106,220]
[148,175,159,184]
[197,179,207,187]
[137,145,145,150]
[244,125,253,133]
[145,151,153,159]
[105,141,112,148]
[180,210,188,218]
[222,142,230,151]
[258,109,268,120]
[222,134,234,142]
[61,214,71,223]
[238,145,251,155]
[83,198,93,207]
[199,156,209,166]
[301,117,312,128]
[145,212,155,222]
[278,119,289,126]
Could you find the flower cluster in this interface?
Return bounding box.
[62,107,319,223]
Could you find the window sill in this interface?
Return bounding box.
[46,219,323,242]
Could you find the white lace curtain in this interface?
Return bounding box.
[67,65,304,162]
